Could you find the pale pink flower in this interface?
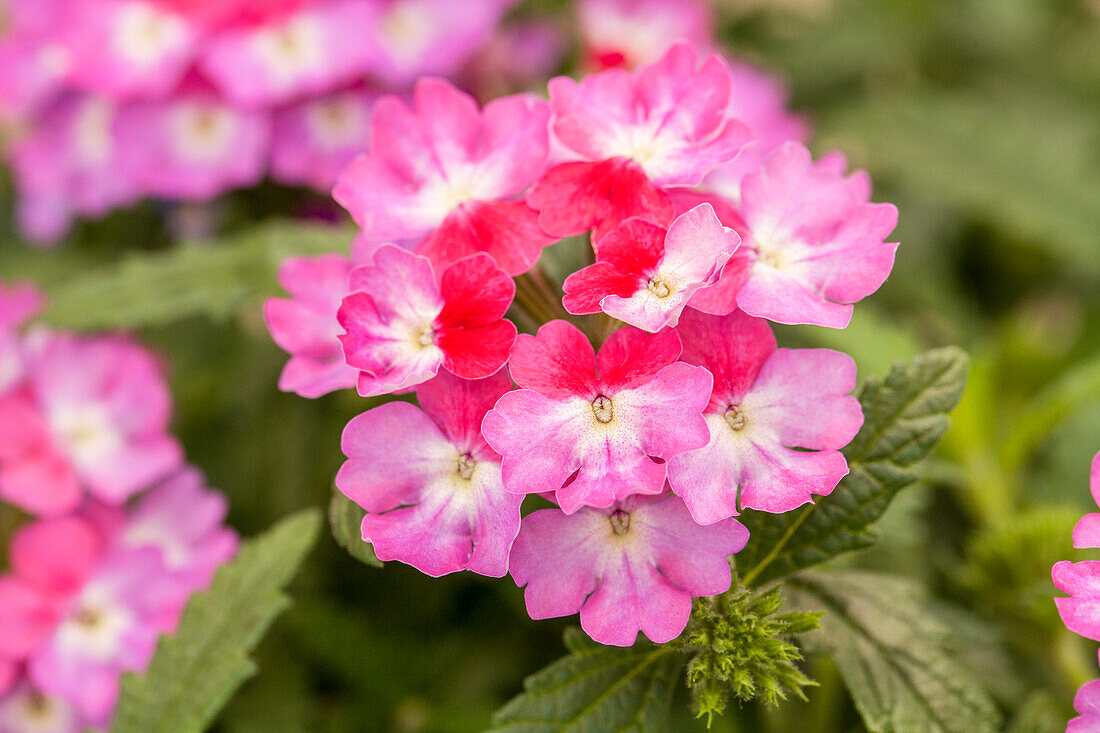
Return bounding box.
[481,321,712,514]
[336,370,520,577]
[509,493,748,646]
[366,0,516,87]
[527,43,749,238]
[1054,453,1100,641]
[199,0,378,107]
[265,253,359,398]
[0,332,182,516]
[1070,656,1100,733]
[117,87,271,201]
[338,245,516,397]
[688,142,899,328]
[0,283,43,395]
[270,89,376,192]
[0,678,91,733]
[562,203,739,332]
[334,78,554,276]
[577,0,713,71]
[668,309,862,522]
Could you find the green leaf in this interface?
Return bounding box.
[328,491,383,567]
[739,346,970,587]
[110,508,322,733]
[787,570,1004,733]
[41,221,354,330]
[489,628,685,733]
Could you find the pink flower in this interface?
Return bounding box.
[336,369,521,577]
[509,493,748,646]
[689,142,899,329]
[333,78,554,276]
[265,253,359,398]
[116,468,238,597]
[667,309,862,522]
[0,32,72,119]
[577,0,713,71]
[527,43,749,240]
[0,282,43,395]
[9,93,140,244]
[562,203,739,332]
[270,89,376,192]
[1053,452,1100,640]
[63,0,197,99]
[1070,656,1100,733]
[117,88,271,201]
[367,0,516,87]
[0,679,91,733]
[338,245,516,397]
[0,332,183,516]
[199,0,378,107]
[481,321,712,514]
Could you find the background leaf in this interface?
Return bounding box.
[328,491,383,568]
[110,508,322,733]
[39,221,353,330]
[739,347,970,587]
[489,628,685,733]
[787,570,1004,733]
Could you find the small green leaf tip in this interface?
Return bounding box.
[680,579,821,726]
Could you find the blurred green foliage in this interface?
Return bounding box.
[1,0,1099,730]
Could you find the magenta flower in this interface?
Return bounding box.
[265,253,359,398]
[117,89,271,201]
[0,332,183,516]
[1070,657,1100,733]
[577,0,713,71]
[1053,453,1100,640]
[270,89,376,192]
[667,309,863,522]
[334,78,554,276]
[0,679,91,733]
[527,43,749,239]
[562,203,739,332]
[689,142,899,329]
[199,0,378,107]
[336,370,521,577]
[0,282,43,395]
[367,0,516,87]
[509,493,748,646]
[481,321,712,514]
[63,0,196,99]
[338,245,516,397]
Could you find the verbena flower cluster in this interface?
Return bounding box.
[0,0,522,243]
[265,41,898,647]
[0,283,237,732]
[1053,451,1100,732]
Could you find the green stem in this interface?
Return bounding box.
[740,506,813,588]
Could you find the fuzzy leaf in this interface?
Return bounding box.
[41,221,353,330]
[110,508,322,733]
[739,347,970,587]
[489,628,685,733]
[787,570,1003,733]
[328,491,383,567]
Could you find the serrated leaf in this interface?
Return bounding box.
[40,221,353,330]
[328,491,383,567]
[739,347,969,587]
[110,508,322,733]
[489,628,685,733]
[787,570,1003,733]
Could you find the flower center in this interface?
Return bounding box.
[591,395,614,424]
[724,404,746,431]
[25,693,51,718]
[414,325,436,348]
[74,605,104,630]
[456,453,475,480]
[647,277,672,299]
[609,509,630,535]
[757,247,782,269]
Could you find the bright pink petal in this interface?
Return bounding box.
[415,369,511,457]
[592,217,665,275]
[437,320,517,380]
[526,159,673,240]
[1055,560,1100,641]
[0,577,60,657]
[595,326,682,392]
[506,320,597,398]
[562,263,640,315]
[676,309,776,408]
[436,253,515,328]
[418,200,556,277]
[11,516,103,594]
